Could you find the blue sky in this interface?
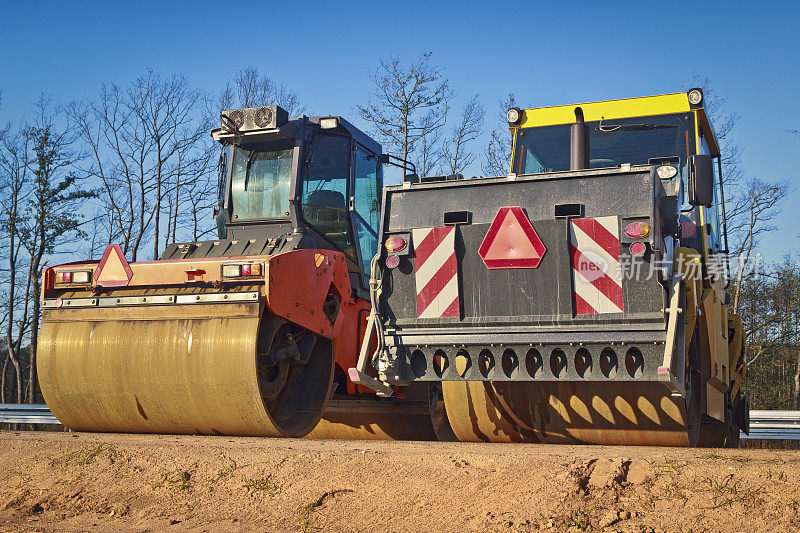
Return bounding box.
[0,0,797,261]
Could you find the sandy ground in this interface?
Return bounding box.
[0,431,798,532]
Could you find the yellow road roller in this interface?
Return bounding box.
[351,89,747,446]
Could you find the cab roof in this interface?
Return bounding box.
[211,113,381,155]
[517,91,720,157]
[308,116,382,155]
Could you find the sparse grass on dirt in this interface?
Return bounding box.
[699,473,765,509]
[243,474,276,493]
[1,431,799,532]
[151,467,193,492]
[50,442,117,467]
[204,456,243,491]
[297,490,354,532]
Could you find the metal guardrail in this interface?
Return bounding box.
[1,404,799,439]
[0,404,61,425]
[742,410,800,440]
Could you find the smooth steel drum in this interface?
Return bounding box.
[442,381,692,446]
[38,300,334,437]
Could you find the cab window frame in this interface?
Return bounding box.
[351,143,383,283]
[223,140,300,224]
[513,113,696,177]
[298,132,358,261]
[698,129,724,253]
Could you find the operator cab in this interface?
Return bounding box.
[210,106,383,294]
[508,90,726,257]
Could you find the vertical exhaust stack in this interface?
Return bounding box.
[570,107,590,170]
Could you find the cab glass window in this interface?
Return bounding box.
[700,131,723,252]
[230,143,293,220]
[514,113,695,176]
[353,147,381,278]
[300,134,355,257]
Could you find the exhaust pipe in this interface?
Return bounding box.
[570,107,590,171]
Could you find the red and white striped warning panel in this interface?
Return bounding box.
[569,217,623,315]
[411,227,460,318]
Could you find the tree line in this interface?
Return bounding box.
[0,54,797,411]
[0,67,304,403]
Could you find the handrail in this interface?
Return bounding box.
[0,404,61,425]
[742,410,800,440]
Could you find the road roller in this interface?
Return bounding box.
[352,89,748,446]
[37,105,449,440]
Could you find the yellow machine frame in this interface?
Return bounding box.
[509,92,744,429]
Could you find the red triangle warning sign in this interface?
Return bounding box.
[478,206,547,269]
[94,244,133,287]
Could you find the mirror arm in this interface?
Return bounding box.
[380,153,418,182]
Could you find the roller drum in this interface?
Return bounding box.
[38,300,334,437]
[442,381,693,446]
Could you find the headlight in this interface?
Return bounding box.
[319,117,339,130]
[73,271,91,284]
[221,264,241,278]
[656,165,678,179]
[687,89,703,106]
[506,107,522,125]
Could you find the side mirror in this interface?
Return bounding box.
[404,173,419,183]
[688,154,714,207]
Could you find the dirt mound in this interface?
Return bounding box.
[1,431,799,532]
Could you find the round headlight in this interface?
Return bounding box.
[506,107,522,125]
[656,165,678,180]
[687,89,703,106]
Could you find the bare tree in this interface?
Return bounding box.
[413,108,448,178]
[21,96,94,402]
[697,79,798,410]
[184,159,218,241]
[727,177,790,313]
[165,138,216,244]
[0,120,33,404]
[218,66,305,116]
[481,93,517,176]
[442,95,484,176]
[695,78,791,312]
[67,71,211,261]
[358,52,452,169]
[85,207,114,260]
[127,72,208,258]
[67,84,153,261]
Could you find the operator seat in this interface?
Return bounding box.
[304,190,351,251]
